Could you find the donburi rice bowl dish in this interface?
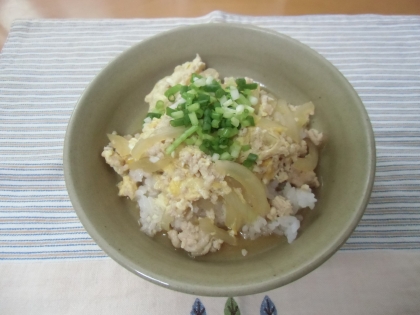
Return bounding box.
[102,55,323,257]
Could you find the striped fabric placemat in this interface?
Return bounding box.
[1,12,419,260]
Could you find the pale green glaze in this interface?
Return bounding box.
[63,23,376,296]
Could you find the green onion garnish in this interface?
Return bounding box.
[242,144,251,151]
[220,152,232,160]
[145,75,261,159]
[170,110,184,119]
[146,112,162,119]
[155,100,165,112]
[243,153,258,168]
[170,118,185,127]
[189,112,199,126]
[165,125,199,155]
[187,103,200,112]
[164,84,184,101]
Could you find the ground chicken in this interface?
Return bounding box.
[168,221,223,256]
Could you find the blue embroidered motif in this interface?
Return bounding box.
[260,296,277,315]
[190,298,207,315]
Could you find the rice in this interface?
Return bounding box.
[242,214,300,243]
[283,182,317,213]
[137,194,164,237]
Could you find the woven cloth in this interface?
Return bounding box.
[1,12,420,262]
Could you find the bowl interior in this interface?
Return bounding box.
[64,23,375,296]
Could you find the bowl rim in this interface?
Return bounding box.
[64,22,376,296]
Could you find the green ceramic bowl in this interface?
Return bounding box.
[64,23,375,296]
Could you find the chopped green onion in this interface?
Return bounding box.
[211,112,222,120]
[219,137,230,146]
[244,83,258,90]
[189,112,199,126]
[219,118,227,128]
[164,84,183,100]
[223,99,233,107]
[170,118,185,127]
[193,78,206,87]
[189,84,199,92]
[244,106,255,113]
[196,108,204,118]
[202,83,221,93]
[215,107,224,114]
[166,107,176,116]
[202,134,214,141]
[242,144,251,151]
[195,138,203,146]
[202,121,212,132]
[235,78,246,88]
[249,96,259,106]
[215,88,226,98]
[165,125,199,154]
[177,103,186,110]
[190,73,203,83]
[217,127,238,138]
[230,142,242,158]
[185,89,197,97]
[187,103,200,112]
[155,100,165,112]
[179,85,188,94]
[219,95,228,105]
[202,139,212,148]
[223,110,234,119]
[211,119,220,128]
[241,120,251,127]
[236,94,251,106]
[243,160,254,168]
[235,105,245,114]
[185,137,195,145]
[231,117,240,127]
[204,108,212,118]
[243,153,258,168]
[230,88,240,101]
[146,112,162,119]
[220,152,232,160]
[245,116,255,126]
[183,109,191,126]
[246,153,258,162]
[171,110,184,119]
[197,93,210,103]
[199,144,212,155]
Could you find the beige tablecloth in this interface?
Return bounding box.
[0,12,419,314]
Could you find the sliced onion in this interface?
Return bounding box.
[128,156,173,172]
[274,100,301,143]
[107,134,131,157]
[293,140,319,171]
[223,190,257,233]
[256,118,286,133]
[215,160,270,216]
[131,126,186,159]
[196,198,215,210]
[198,217,237,246]
[294,102,315,126]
